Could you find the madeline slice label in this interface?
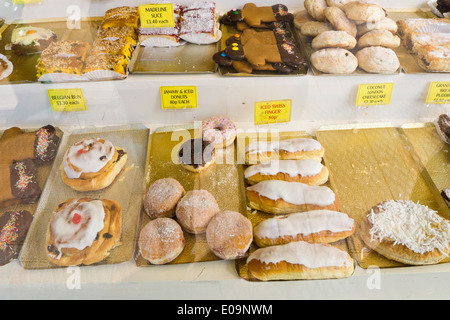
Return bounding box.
[426,82,450,105]
[47,89,87,112]
[139,3,175,28]
[356,83,394,107]
[160,86,198,110]
[254,100,292,125]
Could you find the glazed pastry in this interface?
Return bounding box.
[442,189,450,208]
[202,116,237,148]
[10,26,57,55]
[46,198,122,266]
[356,46,400,74]
[138,218,185,265]
[245,138,324,164]
[0,54,13,81]
[310,48,358,74]
[254,210,355,247]
[206,211,253,260]
[178,138,215,173]
[246,180,340,215]
[436,114,450,145]
[0,210,33,266]
[311,30,357,50]
[143,178,186,219]
[175,190,220,234]
[244,159,329,186]
[247,241,354,281]
[358,200,450,266]
[61,138,128,192]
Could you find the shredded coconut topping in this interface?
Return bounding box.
[368,200,450,255]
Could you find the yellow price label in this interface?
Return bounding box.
[139,3,175,28]
[47,89,87,112]
[426,82,450,105]
[356,83,394,107]
[254,100,292,125]
[160,86,198,110]
[12,0,41,4]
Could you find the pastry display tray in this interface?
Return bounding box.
[218,22,309,77]
[129,40,220,74]
[134,124,248,266]
[234,131,350,281]
[19,125,149,269]
[298,9,439,76]
[0,18,102,85]
[316,123,450,269]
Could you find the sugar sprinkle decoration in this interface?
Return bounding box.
[0,212,20,251]
[14,162,34,193]
[35,128,50,160]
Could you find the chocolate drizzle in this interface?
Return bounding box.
[178,138,215,169]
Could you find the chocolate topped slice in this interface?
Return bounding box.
[221,9,243,25]
[0,210,33,266]
[442,189,450,208]
[272,4,294,22]
[437,0,450,14]
[33,125,60,164]
[178,138,215,169]
[10,159,41,204]
[437,114,450,145]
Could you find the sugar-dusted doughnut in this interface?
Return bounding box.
[175,190,220,234]
[311,30,357,50]
[358,200,450,266]
[178,138,215,173]
[310,48,358,74]
[247,241,355,281]
[246,180,340,215]
[254,210,355,247]
[356,46,400,74]
[245,137,325,164]
[202,116,237,148]
[46,198,122,266]
[206,211,253,260]
[0,210,33,266]
[244,159,329,186]
[61,138,128,192]
[143,178,186,220]
[138,218,185,265]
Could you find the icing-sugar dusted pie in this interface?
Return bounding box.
[46,198,122,266]
[246,180,340,215]
[247,241,354,281]
[62,138,128,192]
[358,200,450,266]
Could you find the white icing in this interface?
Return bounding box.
[255,210,354,240]
[11,26,55,46]
[368,200,450,255]
[247,241,352,269]
[50,200,105,258]
[245,138,323,155]
[247,180,336,207]
[63,138,115,179]
[244,159,324,179]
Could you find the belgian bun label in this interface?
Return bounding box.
[47,89,87,112]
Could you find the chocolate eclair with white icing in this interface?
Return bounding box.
[61,138,128,192]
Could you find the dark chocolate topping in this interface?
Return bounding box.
[438,114,450,143]
[224,40,246,61]
[9,159,41,204]
[213,51,234,66]
[221,9,243,25]
[178,138,215,169]
[0,210,33,266]
[272,4,294,22]
[33,125,59,164]
[437,0,450,13]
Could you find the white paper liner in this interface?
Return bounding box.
[38,73,89,83]
[0,54,13,80]
[140,37,186,48]
[83,69,128,80]
[180,28,222,45]
[428,0,450,18]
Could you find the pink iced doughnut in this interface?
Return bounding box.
[202,116,237,148]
